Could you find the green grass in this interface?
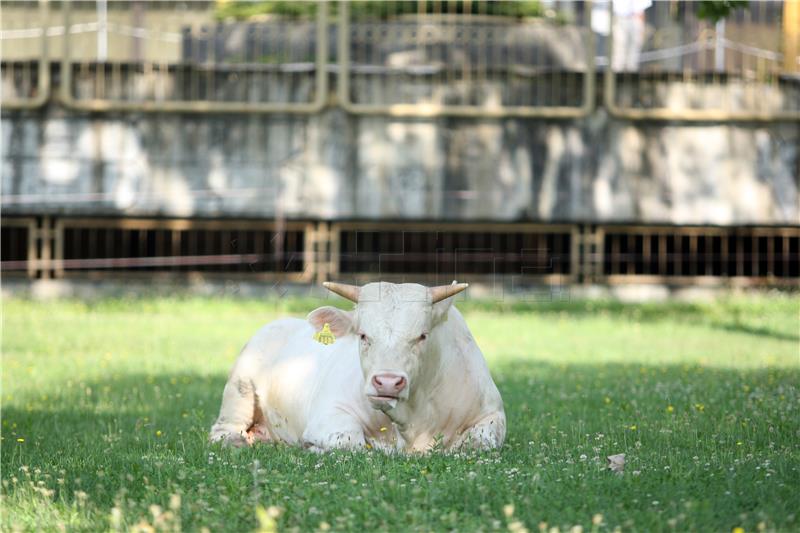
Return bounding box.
[2,294,799,532]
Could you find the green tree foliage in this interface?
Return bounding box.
[696,0,748,23]
[215,1,544,21]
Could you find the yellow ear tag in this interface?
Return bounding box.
[313,323,336,345]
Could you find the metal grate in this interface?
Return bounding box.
[3,217,798,287]
[55,218,310,279]
[601,227,800,282]
[0,223,32,276]
[332,222,575,284]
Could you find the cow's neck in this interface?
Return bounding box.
[385,309,470,448]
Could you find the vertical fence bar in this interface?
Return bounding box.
[2,0,50,109]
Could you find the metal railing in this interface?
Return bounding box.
[598,225,800,285]
[6,216,797,287]
[0,0,50,109]
[58,1,329,113]
[48,217,315,282]
[0,217,37,278]
[328,221,577,286]
[604,0,800,121]
[337,0,596,117]
[2,1,799,120]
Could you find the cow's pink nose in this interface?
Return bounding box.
[372,373,407,396]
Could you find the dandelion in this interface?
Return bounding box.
[604,397,611,404]
[110,507,123,531]
[169,494,181,511]
[508,520,528,532]
[16,438,24,443]
[732,528,745,533]
[592,514,603,525]
[380,427,388,432]
[255,505,280,533]
[629,425,637,431]
[156,430,162,437]
[666,405,674,413]
[319,522,331,531]
[503,504,515,518]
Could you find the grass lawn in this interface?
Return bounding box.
[1,294,799,532]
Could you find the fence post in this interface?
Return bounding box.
[785,0,799,74]
[32,216,56,279]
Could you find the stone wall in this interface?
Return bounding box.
[2,101,798,225]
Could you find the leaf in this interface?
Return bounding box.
[607,453,626,474]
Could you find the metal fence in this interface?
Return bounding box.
[57,1,329,113]
[604,0,800,120]
[3,216,798,288]
[337,0,596,117]
[2,0,799,120]
[0,0,50,109]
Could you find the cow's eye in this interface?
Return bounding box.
[359,332,368,342]
[418,332,428,342]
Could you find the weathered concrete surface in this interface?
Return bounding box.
[2,104,798,224]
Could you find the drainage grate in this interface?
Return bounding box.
[0,224,30,273]
[602,229,800,279]
[60,220,307,276]
[336,225,573,279]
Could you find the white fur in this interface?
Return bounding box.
[210,282,506,453]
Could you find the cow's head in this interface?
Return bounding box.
[307,281,467,411]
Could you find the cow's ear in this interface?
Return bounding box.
[431,296,456,326]
[307,306,354,337]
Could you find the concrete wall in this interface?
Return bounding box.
[2,102,799,225]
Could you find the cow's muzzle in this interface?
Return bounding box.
[366,372,409,409]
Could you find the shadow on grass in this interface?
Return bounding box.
[711,321,800,342]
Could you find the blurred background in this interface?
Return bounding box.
[1,0,798,299]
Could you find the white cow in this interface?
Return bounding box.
[209,281,505,452]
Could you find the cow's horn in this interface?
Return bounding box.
[429,282,469,304]
[323,282,360,303]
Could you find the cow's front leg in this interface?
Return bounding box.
[452,411,506,450]
[301,411,366,453]
[210,375,258,447]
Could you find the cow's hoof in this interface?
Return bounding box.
[210,431,250,448]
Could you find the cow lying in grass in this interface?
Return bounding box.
[210,281,505,452]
